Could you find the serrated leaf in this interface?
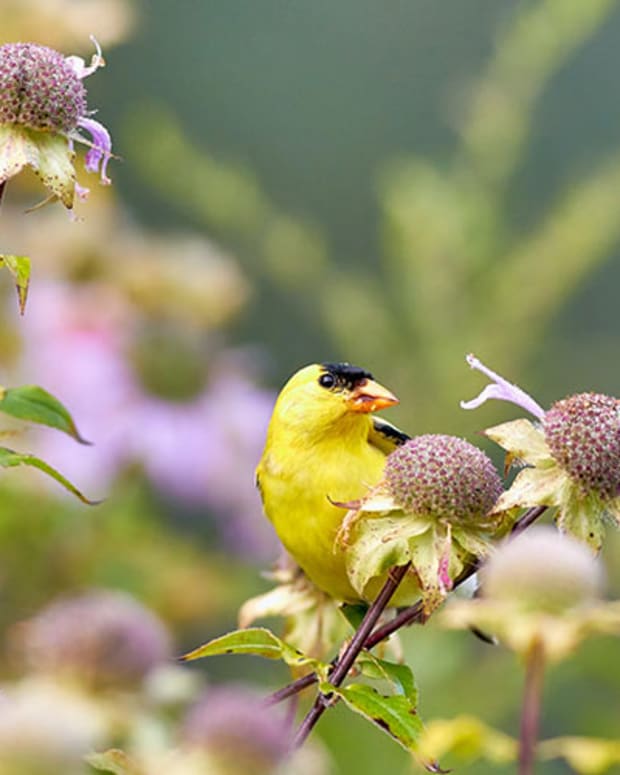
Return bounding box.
[327,682,423,751]
[0,447,98,504]
[87,749,145,775]
[179,626,323,671]
[0,384,89,443]
[359,653,418,705]
[0,254,30,314]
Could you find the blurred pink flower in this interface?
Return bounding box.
[16,282,278,558]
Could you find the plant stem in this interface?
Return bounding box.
[519,638,546,775]
[264,670,322,706]
[511,505,547,536]
[292,563,411,748]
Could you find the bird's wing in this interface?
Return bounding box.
[369,416,410,454]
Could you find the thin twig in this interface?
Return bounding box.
[511,505,547,536]
[264,670,321,706]
[268,506,550,708]
[292,563,411,748]
[519,638,545,775]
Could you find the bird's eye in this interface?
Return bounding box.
[318,373,336,389]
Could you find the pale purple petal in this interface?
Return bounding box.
[77,117,112,184]
[460,353,545,420]
[65,36,105,79]
[75,182,90,200]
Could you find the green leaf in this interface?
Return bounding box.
[0,447,98,504]
[0,254,30,314]
[0,384,89,443]
[87,749,145,775]
[179,626,324,671]
[339,602,368,631]
[326,682,424,752]
[359,653,418,706]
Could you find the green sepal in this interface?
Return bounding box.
[179,626,326,673]
[0,384,89,443]
[0,447,98,504]
[0,125,76,208]
[0,254,30,314]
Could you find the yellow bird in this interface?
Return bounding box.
[256,362,409,602]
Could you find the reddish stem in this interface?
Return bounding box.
[292,563,411,748]
[519,638,546,775]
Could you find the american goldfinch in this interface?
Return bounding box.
[256,362,409,602]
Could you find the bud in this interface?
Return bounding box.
[543,393,620,499]
[385,434,503,525]
[19,591,172,689]
[481,527,603,614]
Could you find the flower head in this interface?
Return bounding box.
[338,434,506,614]
[385,434,503,526]
[182,686,291,772]
[0,38,112,208]
[461,354,620,552]
[18,590,172,690]
[543,393,620,499]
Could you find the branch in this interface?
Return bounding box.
[292,563,411,748]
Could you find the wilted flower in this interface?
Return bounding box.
[338,434,506,614]
[462,354,620,552]
[442,527,620,661]
[239,557,349,659]
[18,590,172,689]
[0,38,112,208]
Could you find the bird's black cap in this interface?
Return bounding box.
[320,362,373,390]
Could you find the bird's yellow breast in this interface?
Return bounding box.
[257,414,386,601]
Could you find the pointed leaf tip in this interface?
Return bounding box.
[0,254,30,314]
[0,447,99,504]
[0,384,91,443]
[179,627,323,671]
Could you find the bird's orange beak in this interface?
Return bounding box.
[346,378,399,413]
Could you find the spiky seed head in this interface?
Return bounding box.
[0,42,86,132]
[543,392,620,499]
[385,434,503,524]
[481,527,604,613]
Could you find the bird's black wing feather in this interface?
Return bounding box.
[369,417,410,455]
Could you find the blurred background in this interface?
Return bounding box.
[1,0,620,772]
